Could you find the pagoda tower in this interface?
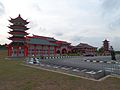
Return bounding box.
[103,39,109,51]
[8,14,29,57]
[102,39,110,55]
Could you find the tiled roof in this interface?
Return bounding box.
[32,35,56,42]
[27,37,56,46]
[77,43,97,48]
[9,14,29,25]
[26,35,71,46]
[55,40,71,45]
[47,38,56,42]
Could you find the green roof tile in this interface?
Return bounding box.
[28,38,56,46]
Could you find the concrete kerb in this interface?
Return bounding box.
[84,59,119,64]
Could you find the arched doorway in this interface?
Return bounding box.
[62,48,67,54]
[57,50,60,54]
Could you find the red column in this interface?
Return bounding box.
[17,46,19,56]
[10,47,13,56]
[24,46,28,57]
[42,45,44,58]
[24,46,26,57]
[9,47,11,56]
[26,46,27,57]
[54,46,56,57]
[26,46,28,57]
[48,46,50,57]
[7,46,9,56]
[29,45,31,57]
[39,45,41,56]
[34,45,36,57]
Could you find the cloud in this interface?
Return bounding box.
[110,37,120,50]
[54,32,63,37]
[28,20,48,35]
[70,36,81,42]
[101,0,120,13]
[70,36,104,46]
[1,0,120,50]
[100,0,120,30]
[109,17,120,30]
[0,2,5,16]
[32,3,42,12]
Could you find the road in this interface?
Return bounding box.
[42,56,120,75]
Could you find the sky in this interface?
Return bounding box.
[0,0,120,50]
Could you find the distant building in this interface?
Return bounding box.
[99,39,111,56]
[72,43,97,56]
[7,15,71,57]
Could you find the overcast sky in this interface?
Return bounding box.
[0,0,120,50]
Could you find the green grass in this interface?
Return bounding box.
[0,50,120,90]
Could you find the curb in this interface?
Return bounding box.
[84,59,119,64]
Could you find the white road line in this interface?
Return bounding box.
[100,61,103,63]
[93,60,96,62]
[107,62,111,64]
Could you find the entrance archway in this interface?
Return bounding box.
[57,50,60,54]
[62,48,67,54]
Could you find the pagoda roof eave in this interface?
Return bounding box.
[9,19,29,25]
[8,25,29,30]
[9,14,29,25]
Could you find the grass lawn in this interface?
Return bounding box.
[0,50,120,90]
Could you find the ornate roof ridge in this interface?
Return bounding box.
[9,14,29,24]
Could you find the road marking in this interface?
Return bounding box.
[100,61,103,63]
[72,69,79,72]
[86,60,90,62]
[107,62,111,64]
[93,60,96,62]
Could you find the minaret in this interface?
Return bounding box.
[8,14,29,57]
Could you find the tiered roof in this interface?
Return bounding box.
[8,25,29,30]
[8,14,29,44]
[9,14,29,25]
[8,31,29,35]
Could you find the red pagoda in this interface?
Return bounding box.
[103,39,109,51]
[7,15,71,58]
[99,39,111,56]
[8,14,29,57]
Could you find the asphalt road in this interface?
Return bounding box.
[42,56,120,75]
